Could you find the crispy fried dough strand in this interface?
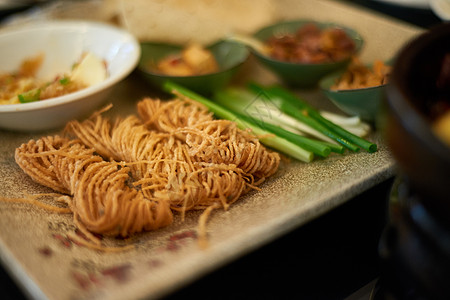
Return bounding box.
[137,97,279,178]
[15,136,173,238]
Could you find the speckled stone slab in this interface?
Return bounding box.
[0,1,422,299]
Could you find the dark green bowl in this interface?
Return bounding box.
[319,68,387,122]
[138,40,249,95]
[252,19,364,88]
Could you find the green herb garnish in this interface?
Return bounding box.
[18,89,41,103]
[59,77,70,85]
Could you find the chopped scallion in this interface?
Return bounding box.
[248,83,377,153]
[18,89,41,103]
[59,77,70,85]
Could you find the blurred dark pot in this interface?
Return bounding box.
[384,23,450,227]
[378,178,450,300]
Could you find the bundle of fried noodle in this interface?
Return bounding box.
[14,136,173,244]
[14,96,280,248]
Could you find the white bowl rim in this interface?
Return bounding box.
[0,20,140,113]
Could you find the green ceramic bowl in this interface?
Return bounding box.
[319,68,387,122]
[138,40,249,95]
[252,19,364,88]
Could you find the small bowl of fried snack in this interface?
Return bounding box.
[0,20,140,132]
[319,58,391,122]
[138,40,249,95]
[251,19,364,88]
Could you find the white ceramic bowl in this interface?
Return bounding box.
[431,0,450,21]
[0,20,140,131]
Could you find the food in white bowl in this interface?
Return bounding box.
[0,20,140,132]
[0,52,107,105]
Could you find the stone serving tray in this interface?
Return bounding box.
[0,1,421,299]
